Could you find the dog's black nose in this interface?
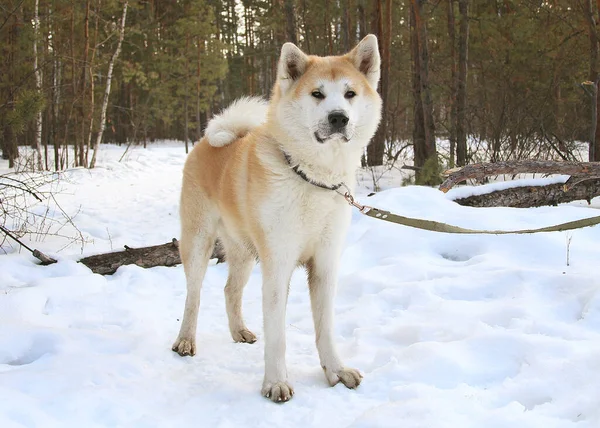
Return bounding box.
[328,112,349,131]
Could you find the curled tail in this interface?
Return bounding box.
[205,97,269,147]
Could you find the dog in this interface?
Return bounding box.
[172,35,382,403]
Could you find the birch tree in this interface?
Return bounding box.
[33,0,44,170]
[89,1,128,168]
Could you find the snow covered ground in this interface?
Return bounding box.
[1,143,600,427]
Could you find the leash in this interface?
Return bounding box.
[337,187,600,234]
[283,152,600,234]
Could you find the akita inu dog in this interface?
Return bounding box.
[172,35,382,402]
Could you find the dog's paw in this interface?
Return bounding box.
[324,366,363,389]
[171,337,196,356]
[261,380,294,403]
[232,329,257,344]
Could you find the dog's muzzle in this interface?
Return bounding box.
[315,112,352,143]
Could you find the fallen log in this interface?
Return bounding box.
[440,160,600,193]
[453,179,600,208]
[76,239,226,275]
[78,239,179,275]
[30,238,226,275]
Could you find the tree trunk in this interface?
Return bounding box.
[367,0,386,167]
[2,127,17,169]
[591,79,598,162]
[341,0,351,52]
[89,1,128,168]
[184,36,190,154]
[2,6,21,168]
[70,5,79,167]
[33,0,44,171]
[325,0,333,54]
[85,0,101,166]
[284,0,297,44]
[584,0,600,161]
[410,0,438,184]
[184,92,189,154]
[456,0,469,166]
[51,16,60,172]
[596,0,600,161]
[411,1,425,170]
[446,0,457,168]
[196,36,202,143]
[358,4,367,39]
[79,0,91,167]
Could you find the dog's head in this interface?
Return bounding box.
[271,35,382,152]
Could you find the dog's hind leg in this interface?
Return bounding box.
[172,191,218,357]
[222,237,257,343]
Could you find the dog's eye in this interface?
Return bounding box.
[311,91,325,100]
[345,90,357,99]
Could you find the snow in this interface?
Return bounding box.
[2,143,600,427]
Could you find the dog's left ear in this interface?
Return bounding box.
[277,43,309,93]
[346,34,381,89]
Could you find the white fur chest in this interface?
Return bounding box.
[257,176,352,263]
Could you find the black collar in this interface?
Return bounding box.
[283,152,343,191]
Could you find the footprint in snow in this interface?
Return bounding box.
[435,242,485,264]
[0,332,58,367]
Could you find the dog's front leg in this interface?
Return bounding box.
[308,248,362,389]
[260,258,296,402]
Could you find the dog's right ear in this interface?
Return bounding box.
[346,34,381,89]
[277,43,308,93]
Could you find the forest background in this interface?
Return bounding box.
[1,0,598,185]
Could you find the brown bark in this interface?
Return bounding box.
[76,240,225,275]
[85,0,101,165]
[50,9,59,171]
[597,0,600,160]
[440,160,600,192]
[196,35,202,142]
[341,0,351,52]
[410,0,437,182]
[592,0,600,70]
[367,0,388,167]
[325,1,333,55]
[584,0,600,161]
[2,5,21,168]
[446,0,457,168]
[284,0,297,44]
[456,0,469,166]
[33,249,57,265]
[411,0,424,166]
[79,0,91,167]
[70,5,78,165]
[184,36,190,154]
[591,80,598,162]
[453,180,600,208]
[358,4,367,39]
